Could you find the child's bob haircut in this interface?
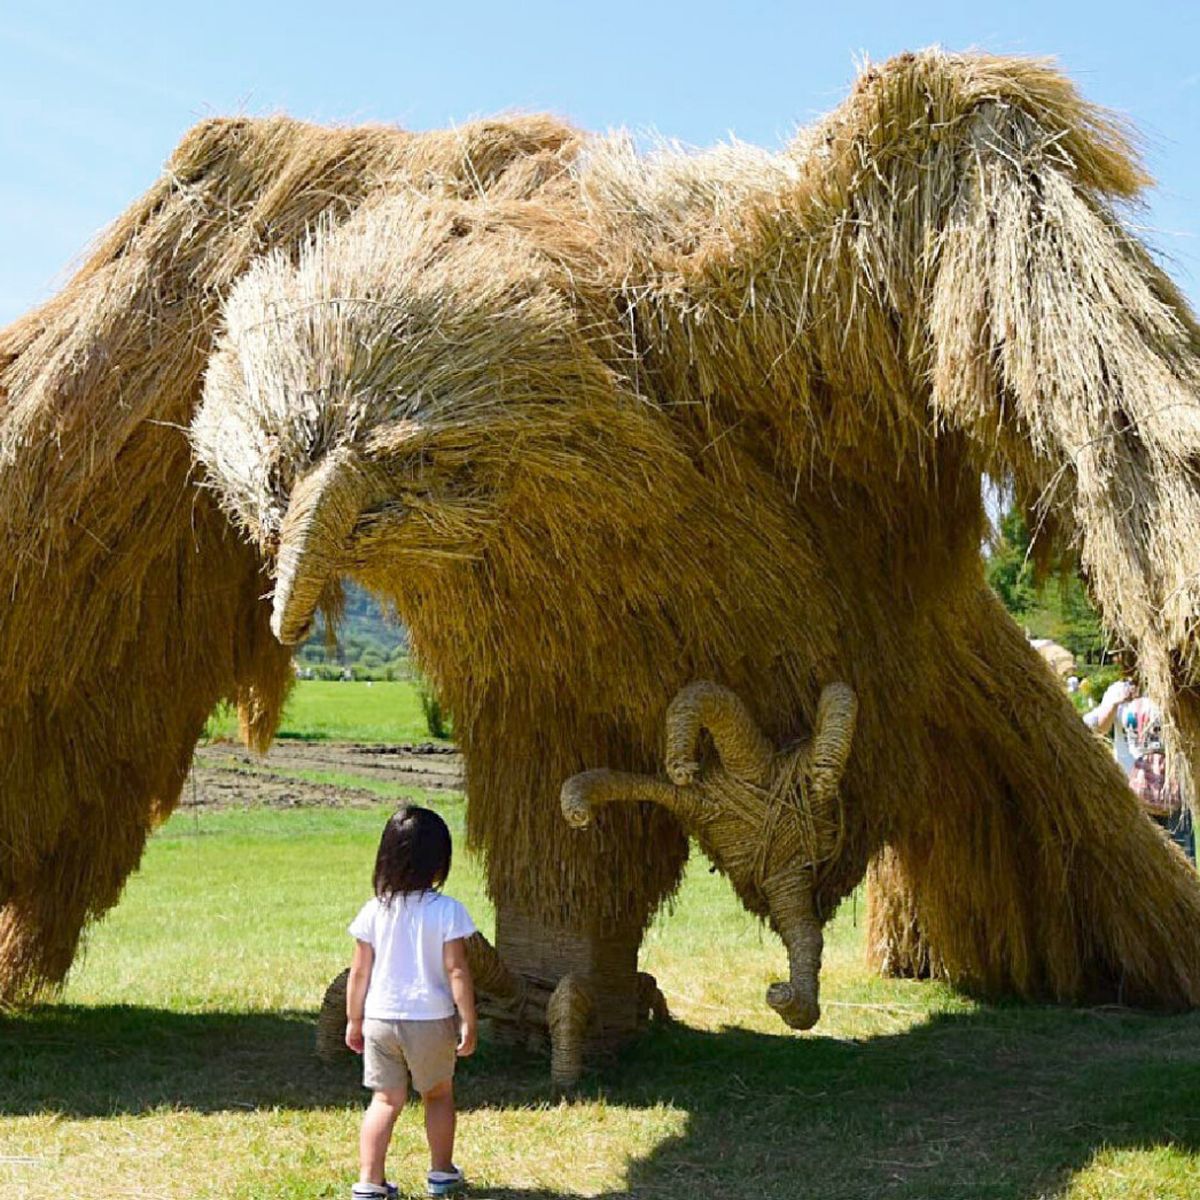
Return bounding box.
[373,806,453,900]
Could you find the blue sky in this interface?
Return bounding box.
[2,0,1197,324]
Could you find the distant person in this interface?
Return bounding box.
[345,807,478,1198]
[1086,679,1195,862]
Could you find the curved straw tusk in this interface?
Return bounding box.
[807,683,858,824]
[665,681,775,786]
[561,769,693,827]
[462,931,524,1006]
[271,448,371,644]
[546,972,594,1091]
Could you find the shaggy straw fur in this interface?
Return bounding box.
[0,113,582,999]
[5,51,1200,1031]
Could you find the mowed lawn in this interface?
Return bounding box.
[207,681,439,743]
[6,792,1200,1196]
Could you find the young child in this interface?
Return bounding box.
[345,806,478,1198]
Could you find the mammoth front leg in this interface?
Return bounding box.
[458,706,688,1063]
[493,905,644,1041]
[761,868,824,1029]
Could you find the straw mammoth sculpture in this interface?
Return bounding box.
[8,50,1200,1084]
[563,681,858,1030]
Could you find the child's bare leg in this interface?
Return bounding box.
[422,1079,456,1173]
[360,1087,406,1184]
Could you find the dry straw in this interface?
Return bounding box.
[5,51,1200,1022]
[0,114,582,999]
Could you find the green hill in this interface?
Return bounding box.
[294,581,409,677]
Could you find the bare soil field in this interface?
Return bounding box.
[186,741,463,809]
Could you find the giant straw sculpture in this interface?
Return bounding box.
[6,53,1200,1076]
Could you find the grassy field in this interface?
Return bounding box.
[5,778,1200,1200]
[207,681,439,743]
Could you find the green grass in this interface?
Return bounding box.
[207,681,439,743]
[5,797,1200,1199]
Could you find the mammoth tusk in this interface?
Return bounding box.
[560,768,695,827]
[665,681,775,786]
[270,448,371,644]
[808,683,858,824]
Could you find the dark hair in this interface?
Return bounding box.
[373,806,453,901]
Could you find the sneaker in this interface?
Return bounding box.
[426,1166,465,1196]
[351,1183,399,1200]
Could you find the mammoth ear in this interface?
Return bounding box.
[271,447,372,644]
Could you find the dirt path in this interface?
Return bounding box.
[185,741,463,809]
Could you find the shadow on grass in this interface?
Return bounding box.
[5,1001,1200,1198]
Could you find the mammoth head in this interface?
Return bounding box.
[192,193,690,646]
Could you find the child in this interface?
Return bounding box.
[345,806,478,1198]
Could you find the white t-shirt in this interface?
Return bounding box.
[1084,682,1158,777]
[348,891,476,1020]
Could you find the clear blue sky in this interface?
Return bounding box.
[2,0,1198,325]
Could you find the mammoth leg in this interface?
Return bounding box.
[494,906,644,1039]
[457,705,688,1071]
[0,816,151,1002]
[864,848,934,979]
[665,681,775,786]
[761,868,823,1030]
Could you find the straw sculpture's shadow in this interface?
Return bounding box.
[6,1001,1200,1199]
[1,1005,363,1116]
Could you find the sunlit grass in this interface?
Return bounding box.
[5,800,1200,1199]
[206,681,438,744]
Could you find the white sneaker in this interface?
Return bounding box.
[426,1166,465,1196]
[351,1182,398,1200]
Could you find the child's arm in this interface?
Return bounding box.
[345,939,374,1054]
[443,937,477,1057]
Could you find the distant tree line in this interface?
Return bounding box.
[985,505,1108,666]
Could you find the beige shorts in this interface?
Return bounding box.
[362,1016,458,1094]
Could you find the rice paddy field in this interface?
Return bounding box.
[5,682,1200,1199]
